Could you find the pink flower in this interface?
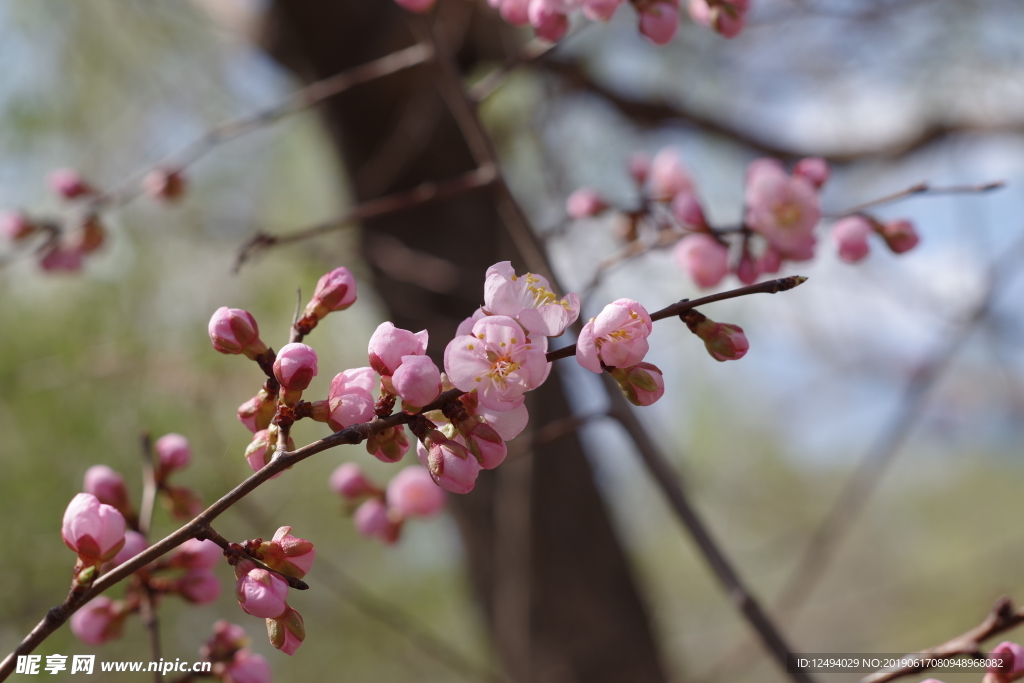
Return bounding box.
[237,390,276,434]
[648,148,692,200]
[670,192,709,230]
[39,245,83,273]
[394,0,437,12]
[273,343,318,393]
[392,355,442,411]
[365,425,411,463]
[368,322,428,376]
[387,466,446,519]
[673,234,728,288]
[1,210,36,241]
[155,433,192,475]
[476,402,529,441]
[459,422,508,470]
[304,267,358,319]
[987,641,1024,682]
[353,498,401,544]
[483,262,580,337]
[267,606,305,656]
[416,433,482,494]
[48,168,93,199]
[444,315,551,412]
[611,362,665,406]
[832,216,872,263]
[142,167,186,202]
[690,318,749,361]
[528,0,569,41]
[638,1,680,45]
[582,0,623,20]
[208,308,267,359]
[745,160,821,256]
[83,465,131,514]
[224,650,271,683]
[566,188,608,219]
[177,569,222,604]
[327,393,375,432]
[170,538,223,570]
[329,463,378,499]
[576,298,653,373]
[244,429,292,476]
[735,247,760,285]
[235,563,289,619]
[499,0,531,25]
[259,526,315,580]
[329,366,377,401]
[879,218,919,254]
[62,493,126,564]
[794,157,830,188]
[109,530,148,567]
[70,597,124,646]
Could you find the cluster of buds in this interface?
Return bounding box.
[330,464,445,544]
[199,621,272,683]
[567,147,919,290]
[1,166,187,274]
[230,527,314,656]
[391,0,749,44]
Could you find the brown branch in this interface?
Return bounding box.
[137,432,162,681]
[198,528,308,591]
[826,180,1005,217]
[862,597,1024,683]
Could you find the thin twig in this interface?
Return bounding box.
[139,432,157,538]
[826,181,1005,217]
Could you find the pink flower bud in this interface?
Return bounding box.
[155,433,192,476]
[757,245,783,274]
[225,649,271,683]
[1,210,36,241]
[878,218,919,254]
[202,621,250,662]
[794,157,830,188]
[499,0,531,25]
[330,463,378,500]
[327,393,375,432]
[267,606,305,656]
[987,641,1024,682]
[387,466,446,519]
[70,596,125,646]
[418,433,481,494]
[170,538,224,570]
[62,493,126,564]
[670,192,708,230]
[208,307,267,359]
[273,343,318,394]
[177,569,222,604]
[109,530,148,568]
[576,298,653,373]
[392,355,442,411]
[83,465,131,514]
[638,1,679,45]
[735,247,760,285]
[304,267,358,321]
[353,498,401,544]
[48,168,93,200]
[611,362,665,406]
[329,366,377,401]
[235,563,289,619]
[832,216,872,263]
[368,322,429,376]
[673,234,728,288]
[528,0,569,42]
[39,245,83,273]
[244,429,291,476]
[648,148,692,200]
[462,424,508,470]
[142,167,186,202]
[566,188,608,219]
[365,425,411,463]
[259,526,315,580]
[237,389,277,433]
[394,0,437,12]
[583,0,623,20]
[690,317,749,362]
[628,152,651,185]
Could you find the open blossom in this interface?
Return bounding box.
[879,218,920,254]
[330,463,378,499]
[170,538,223,570]
[417,433,482,494]
[208,308,268,359]
[224,650,271,683]
[155,433,191,476]
[368,322,428,376]
[83,465,131,514]
[673,234,728,288]
[259,526,315,580]
[745,159,821,256]
[392,355,442,411]
[235,563,289,619]
[648,148,692,200]
[70,597,125,646]
[267,606,305,656]
[576,299,653,373]
[62,493,126,565]
[566,188,608,219]
[832,216,872,263]
[483,262,580,337]
[611,362,665,406]
[304,266,358,321]
[445,315,550,412]
[353,498,401,544]
[387,466,446,519]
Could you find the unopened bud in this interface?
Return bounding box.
[266,606,305,656]
[610,362,665,406]
[208,307,268,359]
[142,167,186,203]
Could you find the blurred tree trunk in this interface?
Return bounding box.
[261,3,667,681]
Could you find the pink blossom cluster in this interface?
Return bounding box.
[330,463,446,544]
[200,621,272,683]
[1,167,186,273]
[566,148,920,290]
[391,0,750,44]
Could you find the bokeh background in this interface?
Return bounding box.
[2,1,1024,682]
